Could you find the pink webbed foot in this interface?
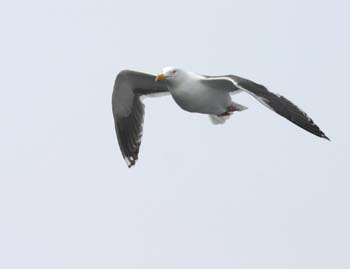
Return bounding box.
[227,105,240,112]
[218,111,231,117]
[218,105,239,117]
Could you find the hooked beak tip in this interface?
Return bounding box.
[155,73,167,82]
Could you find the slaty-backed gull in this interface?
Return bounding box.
[112,67,329,167]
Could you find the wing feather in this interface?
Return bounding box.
[112,70,169,167]
[203,75,329,140]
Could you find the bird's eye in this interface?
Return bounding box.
[172,70,176,74]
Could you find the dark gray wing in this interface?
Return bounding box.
[112,70,169,167]
[203,75,329,140]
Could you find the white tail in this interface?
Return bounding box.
[209,115,230,125]
[231,101,248,111]
[209,101,248,125]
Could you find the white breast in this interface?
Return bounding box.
[168,74,232,115]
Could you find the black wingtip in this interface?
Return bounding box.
[124,156,137,168]
[128,163,135,168]
[322,134,331,141]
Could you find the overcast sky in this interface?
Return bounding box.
[0,0,349,268]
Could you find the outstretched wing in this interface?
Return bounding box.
[112,70,169,167]
[203,74,329,140]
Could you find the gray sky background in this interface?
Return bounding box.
[0,0,349,268]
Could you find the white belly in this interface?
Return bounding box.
[170,85,232,115]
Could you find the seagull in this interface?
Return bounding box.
[112,67,329,167]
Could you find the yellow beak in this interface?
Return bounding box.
[155,73,167,81]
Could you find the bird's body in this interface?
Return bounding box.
[166,71,233,115]
[112,67,329,167]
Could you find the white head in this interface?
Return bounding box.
[155,66,184,82]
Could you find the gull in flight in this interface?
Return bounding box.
[112,67,329,167]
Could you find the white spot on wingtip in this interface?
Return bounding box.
[124,157,132,167]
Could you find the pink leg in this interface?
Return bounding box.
[218,111,231,116]
[227,105,240,112]
[218,105,239,116]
